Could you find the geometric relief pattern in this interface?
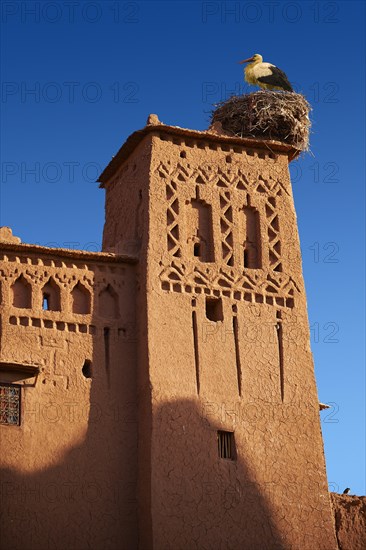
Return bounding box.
[8,316,127,339]
[154,158,296,306]
[9,315,93,334]
[159,261,295,308]
[166,180,181,257]
[0,258,124,325]
[219,191,234,266]
[265,196,282,272]
[155,161,284,196]
[0,384,21,426]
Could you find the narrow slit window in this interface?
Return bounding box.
[43,294,50,310]
[41,279,61,311]
[82,360,92,379]
[217,431,235,460]
[191,199,214,262]
[242,206,261,269]
[243,249,249,267]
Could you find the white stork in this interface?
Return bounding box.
[239,53,293,92]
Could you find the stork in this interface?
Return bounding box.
[239,54,293,92]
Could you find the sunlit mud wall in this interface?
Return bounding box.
[101,123,338,550]
[0,243,137,550]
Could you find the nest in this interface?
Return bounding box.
[210,91,311,151]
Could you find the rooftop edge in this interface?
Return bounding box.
[98,120,301,186]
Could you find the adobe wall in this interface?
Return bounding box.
[102,136,152,256]
[0,242,138,550]
[331,493,366,550]
[141,130,337,549]
[100,138,154,525]
[1,119,346,549]
[100,131,154,547]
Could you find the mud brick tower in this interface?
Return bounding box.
[0,114,338,549]
[100,116,337,549]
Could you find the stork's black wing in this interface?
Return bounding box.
[257,66,293,91]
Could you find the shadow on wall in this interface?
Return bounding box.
[0,270,138,550]
[1,264,334,548]
[0,365,138,549]
[0,391,293,550]
[147,398,288,550]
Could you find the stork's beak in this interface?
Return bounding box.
[238,57,254,64]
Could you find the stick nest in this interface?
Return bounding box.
[210,91,311,151]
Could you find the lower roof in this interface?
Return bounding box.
[0,240,137,264]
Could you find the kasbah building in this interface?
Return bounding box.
[0,111,365,550]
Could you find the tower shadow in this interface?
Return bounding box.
[1,390,289,548]
[142,397,287,550]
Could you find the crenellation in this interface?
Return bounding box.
[0,252,131,320]
[155,131,286,163]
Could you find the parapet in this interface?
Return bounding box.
[98,113,302,186]
[0,227,21,244]
[331,493,366,550]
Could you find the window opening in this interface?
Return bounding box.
[217,431,235,460]
[243,249,249,267]
[82,360,92,379]
[0,384,21,426]
[43,294,50,310]
[206,297,223,322]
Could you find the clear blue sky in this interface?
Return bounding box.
[1,1,365,495]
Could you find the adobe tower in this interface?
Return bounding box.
[100,115,337,549]
[0,114,338,549]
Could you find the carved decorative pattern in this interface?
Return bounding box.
[0,258,125,325]
[219,191,234,266]
[8,316,128,337]
[159,261,295,308]
[155,161,295,302]
[266,197,282,272]
[155,162,282,195]
[55,272,76,287]
[166,181,181,257]
[0,260,125,291]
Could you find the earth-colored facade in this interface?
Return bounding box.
[1,119,341,549]
[331,493,366,550]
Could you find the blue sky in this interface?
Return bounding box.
[1,1,365,495]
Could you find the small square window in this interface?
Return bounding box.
[206,297,223,322]
[217,430,236,460]
[0,384,21,426]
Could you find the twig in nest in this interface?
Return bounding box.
[210,91,311,152]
